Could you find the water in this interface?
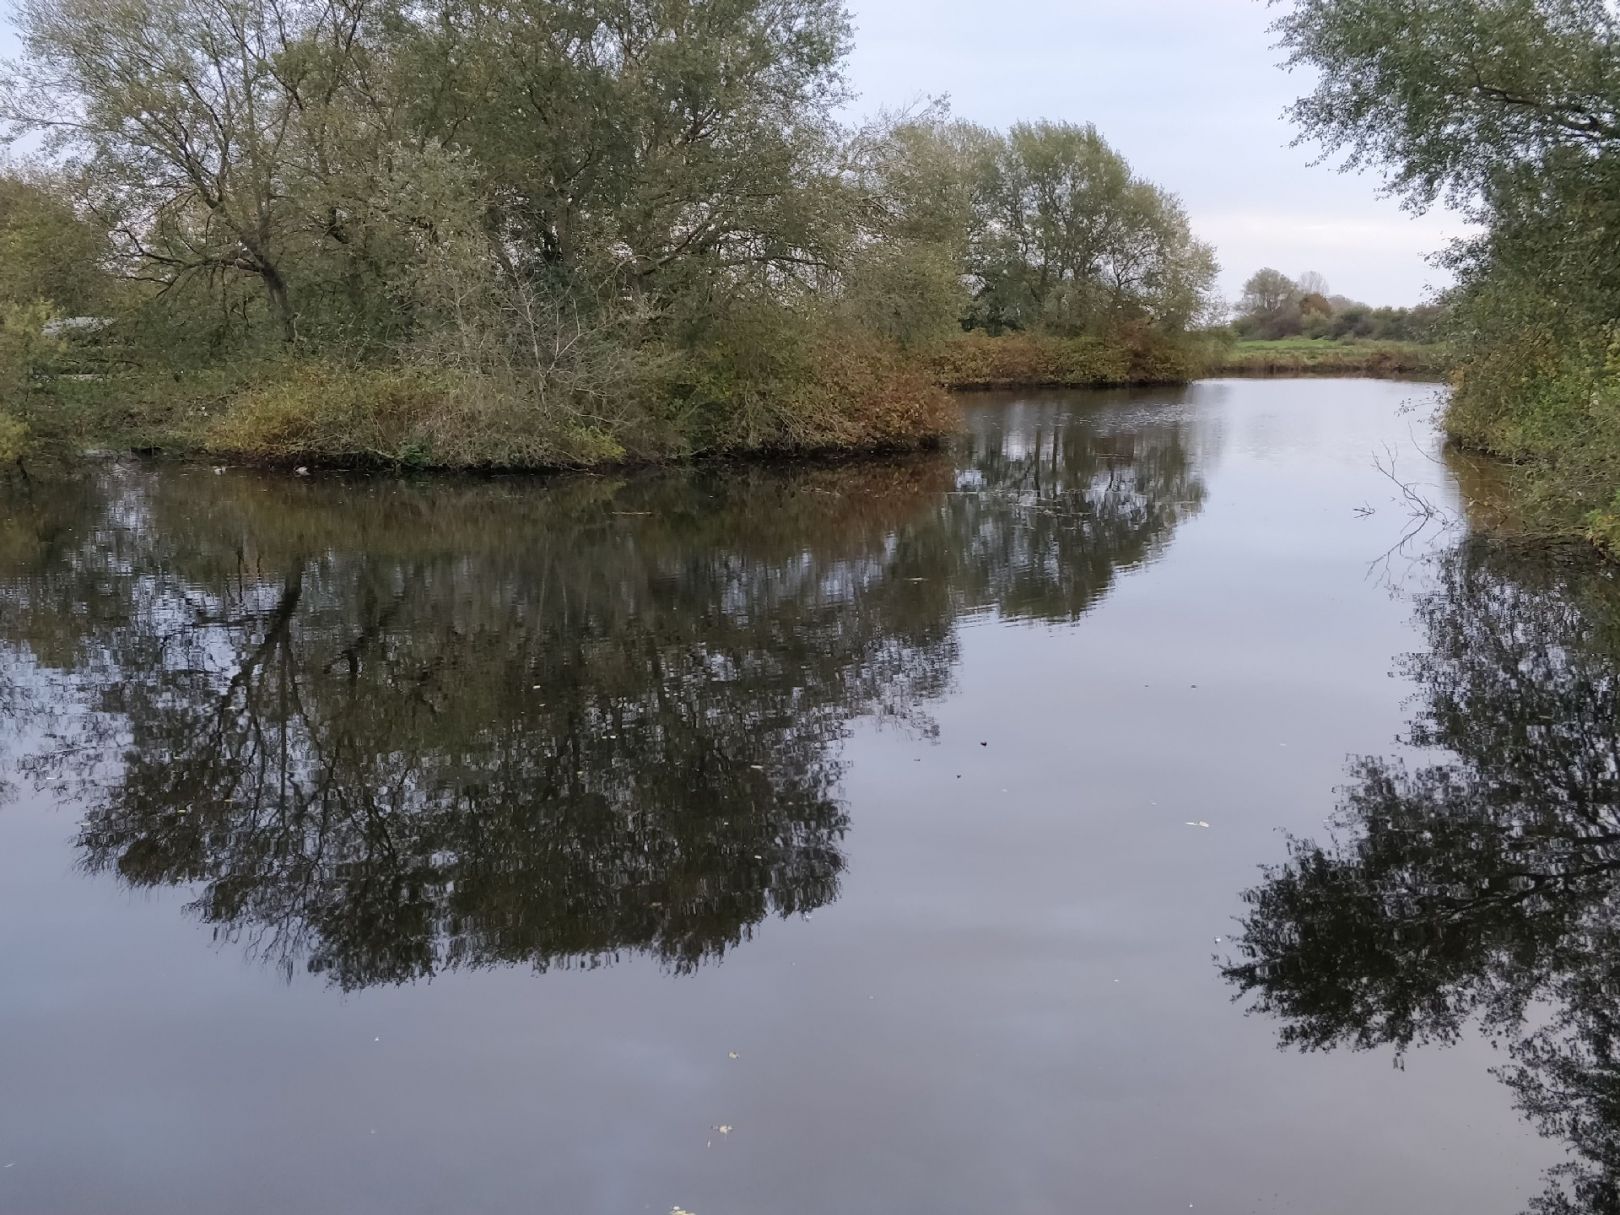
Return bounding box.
[0,378,1612,1213]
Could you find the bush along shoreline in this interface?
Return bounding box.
[2,325,1456,475]
[11,339,964,474]
[1268,1,1620,558]
[1206,339,1450,381]
[0,0,1230,478]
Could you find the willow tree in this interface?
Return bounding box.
[0,0,395,345]
[0,168,108,314]
[962,121,1217,334]
[1226,536,1620,1212]
[397,0,856,305]
[1273,0,1620,527]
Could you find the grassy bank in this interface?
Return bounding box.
[931,333,1451,390]
[6,333,962,472]
[6,330,1209,473]
[929,331,1205,389]
[1440,340,1620,556]
[3,331,1459,476]
[1210,338,1451,379]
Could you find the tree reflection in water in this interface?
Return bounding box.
[1225,538,1620,1214]
[0,399,1205,988]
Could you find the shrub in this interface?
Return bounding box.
[0,301,61,402]
[0,410,28,465]
[671,307,958,455]
[788,334,959,450]
[205,362,632,469]
[206,363,447,465]
[928,330,1199,388]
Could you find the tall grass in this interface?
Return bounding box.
[929,330,1203,389]
[1443,331,1620,554]
[168,341,956,472]
[1210,339,1450,379]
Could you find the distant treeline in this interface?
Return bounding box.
[0,0,1221,470]
[1229,268,1445,344]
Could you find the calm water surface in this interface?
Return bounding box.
[2,379,1616,1213]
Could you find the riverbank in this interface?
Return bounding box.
[928,331,1206,389]
[1444,358,1620,558]
[3,331,1194,473]
[1210,338,1450,379]
[8,341,962,473]
[5,333,1455,475]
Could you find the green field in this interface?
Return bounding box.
[1211,339,1451,379]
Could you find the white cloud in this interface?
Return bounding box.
[844,0,1462,304]
[1194,210,1481,303]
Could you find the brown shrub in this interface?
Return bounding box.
[928,330,1197,388]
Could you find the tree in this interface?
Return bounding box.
[1238,267,1298,315]
[1271,0,1620,522]
[961,120,1218,334]
[837,106,977,347]
[1,0,391,345]
[400,0,855,304]
[1235,267,1302,336]
[1274,0,1620,212]
[0,166,107,313]
[0,0,1225,466]
[1225,537,1620,1212]
[1296,269,1330,296]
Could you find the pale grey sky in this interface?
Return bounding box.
[0,0,1462,306]
[846,0,1463,306]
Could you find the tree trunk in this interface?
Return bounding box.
[262,267,297,345]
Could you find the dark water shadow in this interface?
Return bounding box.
[0,394,1211,988]
[1225,537,1620,1214]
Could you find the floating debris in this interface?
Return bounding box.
[728,1051,739,1060]
[1184,820,1211,829]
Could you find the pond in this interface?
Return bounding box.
[1,378,1614,1214]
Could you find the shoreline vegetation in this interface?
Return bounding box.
[0,0,1227,477]
[0,0,1447,481]
[9,332,1450,474]
[1269,1,1620,557]
[1206,338,1449,381]
[5,0,1602,566]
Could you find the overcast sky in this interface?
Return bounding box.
[0,0,1463,306]
[845,0,1462,306]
